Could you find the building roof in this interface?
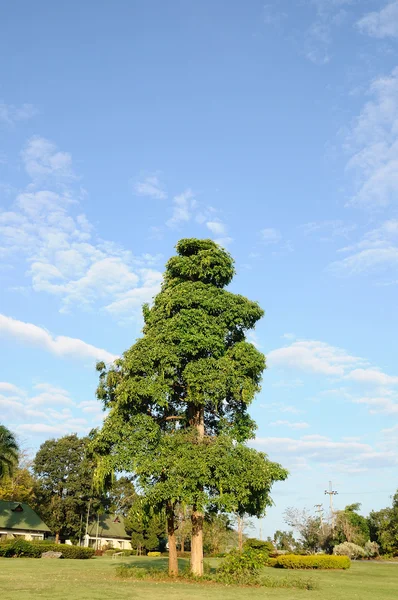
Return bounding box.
[86,514,130,540]
[0,501,51,533]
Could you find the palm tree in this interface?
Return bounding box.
[0,425,19,480]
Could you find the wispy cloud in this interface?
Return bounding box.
[270,420,310,430]
[0,103,37,126]
[133,174,167,200]
[330,220,398,276]
[0,313,117,363]
[0,381,105,439]
[268,339,364,376]
[254,434,397,471]
[261,228,281,244]
[345,68,398,208]
[166,189,196,228]
[357,1,398,38]
[0,137,163,316]
[22,136,75,182]
[301,220,356,240]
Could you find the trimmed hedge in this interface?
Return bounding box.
[273,554,351,570]
[0,540,94,559]
[147,551,161,557]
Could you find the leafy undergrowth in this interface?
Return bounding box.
[115,563,318,590]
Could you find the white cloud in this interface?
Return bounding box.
[0,313,117,363]
[330,220,398,275]
[354,393,398,415]
[345,68,398,208]
[268,339,363,376]
[1,380,104,440]
[261,228,281,244]
[260,402,302,415]
[301,220,356,240]
[206,221,226,236]
[357,1,398,38]
[270,420,310,430]
[347,368,398,386]
[21,136,74,181]
[0,138,163,316]
[0,382,23,395]
[0,103,37,125]
[133,174,167,200]
[166,189,196,228]
[254,434,397,470]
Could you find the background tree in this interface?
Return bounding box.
[368,491,398,555]
[284,507,325,553]
[34,434,102,543]
[0,425,19,480]
[124,495,165,554]
[273,529,299,553]
[107,476,137,517]
[334,503,370,547]
[92,238,287,576]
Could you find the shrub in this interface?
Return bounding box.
[333,542,366,560]
[0,540,42,558]
[273,554,351,570]
[147,551,161,557]
[244,538,274,557]
[0,540,94,559]
[364,541,379,558]
[215,548,265,584]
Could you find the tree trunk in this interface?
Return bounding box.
[188,404,205,576]
[167,503,178,576]
[237,516,243,552]
[181,537,185,553]
[191,507,204,576]
[55,532,60,544]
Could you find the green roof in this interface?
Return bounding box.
[0,501,51,533]
[86,514,129,539]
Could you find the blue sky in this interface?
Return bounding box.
[1,0,398,536]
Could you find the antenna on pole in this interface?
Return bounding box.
[324,481,338,528]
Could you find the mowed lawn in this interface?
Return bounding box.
[0,556,397,600]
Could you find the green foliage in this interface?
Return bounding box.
[0,466,36,503]
[273,530,299,553]
[0,424,19,480]
[333,542,366,559]
[203,513,236,555]
[273,554,351,570]
[124,495,165,553]
[368,491,398,555]
[216,548,265,584]
[33,434,103,541]
[244,538,274,556]
[106,476,137,517]
[0,540,94,559]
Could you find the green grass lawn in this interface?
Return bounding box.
[0,556,397,600]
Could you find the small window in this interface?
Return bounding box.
[113,516,120,523]
[11,504,23,512]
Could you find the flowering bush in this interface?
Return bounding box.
[333,542,365,560]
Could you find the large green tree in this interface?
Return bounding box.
[0,425,19,481]
[368,491,398,554]
[34,434,102,543]
[92,239,287,575]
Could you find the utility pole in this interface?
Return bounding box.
[259,521,262,541]
[324,481,338,528]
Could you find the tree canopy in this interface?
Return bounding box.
[0,424,19,481]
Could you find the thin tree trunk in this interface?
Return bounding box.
[191,507,204,576]
[189,405,205,576]
[55,532,60,544]
[167,503,178,576]
[237,516,243,552]
[181,537,185,553]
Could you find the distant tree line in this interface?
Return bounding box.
[270,499,398,557]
